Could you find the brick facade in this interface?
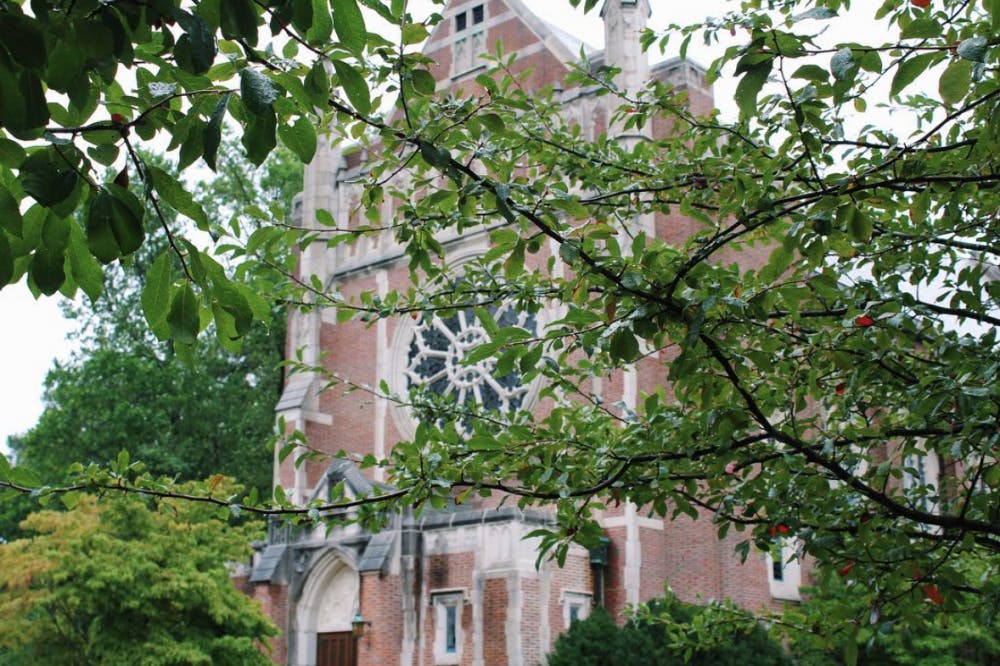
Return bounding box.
[250,1,806,664]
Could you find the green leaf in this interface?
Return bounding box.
[332,0,366,55]
[202,94,230,171]
[85,191,120,264]
[167,283,201,344]
[891,53,937,97]
[0,50,29,132]
[66,223,103,302]
[306,0,333,44]
[956,36,988,63]
[792,64,829,83]
[401,22,429,45]
[734,59,772,119]
[610,328,640,362]
[278,116,318,163]
[19,69,49,130]
[240,68,279,116]
[939,59,972,106]
[419,140,451,169]
[241,108,277,166]
[172,9,216,74]
[29,247,65,295]
[410,68,436,96]
[305,60,330,107]
[830,47,855,80]
[0,15,47,69]
[220,0,258,45]
[0,188,23,237]
[41,211,69,254]
[793,6,837,21]
[142,251,174,339]
[901,17,942,39]
[0,137,26,167]
[332,60,371,116]
[148,165,211,230]
[87,143,120,167]
[85,186,144,263]
[19,147,78,208]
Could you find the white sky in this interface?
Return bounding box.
[0,284,75,450]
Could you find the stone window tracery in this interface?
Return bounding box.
[405,305,536,418]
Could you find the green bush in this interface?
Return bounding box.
[546,594,790,666]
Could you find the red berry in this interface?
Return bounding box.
[923,584,944,605]
[854,315,875,327]
[838,561,855,577]
[111,113,127,124]
[910,0,930,7]
[777,524,789,535]
[835,382,846,395]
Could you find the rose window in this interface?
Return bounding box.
[405,305,536,416]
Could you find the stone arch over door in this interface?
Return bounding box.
[294,549,360,666]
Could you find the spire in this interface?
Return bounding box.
[600,0,651,96]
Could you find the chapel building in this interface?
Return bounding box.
[247,2,803,664]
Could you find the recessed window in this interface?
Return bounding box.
[767,542,801,601]
[772,554,784,581]
[562,591,592,628]
[455,12,466,31]
[472,4,484,24]
[432,591,465,665]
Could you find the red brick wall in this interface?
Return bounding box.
[253,582,289,665]
[482,577,509,665]
[358,572,406,666]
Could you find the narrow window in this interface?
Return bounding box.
[772,555,784,581]
[432,591,464,664]
[445,604,457,654]
[455,12,467,32]
[472,4,484,24]
[562,592,592,628]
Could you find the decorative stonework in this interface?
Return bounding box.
[390,302,540,438]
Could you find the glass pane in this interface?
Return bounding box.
[445,604,457,653]
[455,12,467,31]
[472,5,484,24]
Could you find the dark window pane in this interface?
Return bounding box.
[772,556,784,581]
[456,12,467,31]
[472,5,484,24]
[445,604,457,653]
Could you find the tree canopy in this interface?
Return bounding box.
[0,144,295,540]
[0,488,277,665]
[0,0,998,659]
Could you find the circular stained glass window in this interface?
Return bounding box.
[404,305,537,419]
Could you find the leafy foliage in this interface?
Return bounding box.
[0,491,276,665]
[2,144,293,539]
[547,595,790,666]
[0,0,998,655]
[789,566,1000,666]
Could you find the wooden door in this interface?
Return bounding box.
[317,631,356,666]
